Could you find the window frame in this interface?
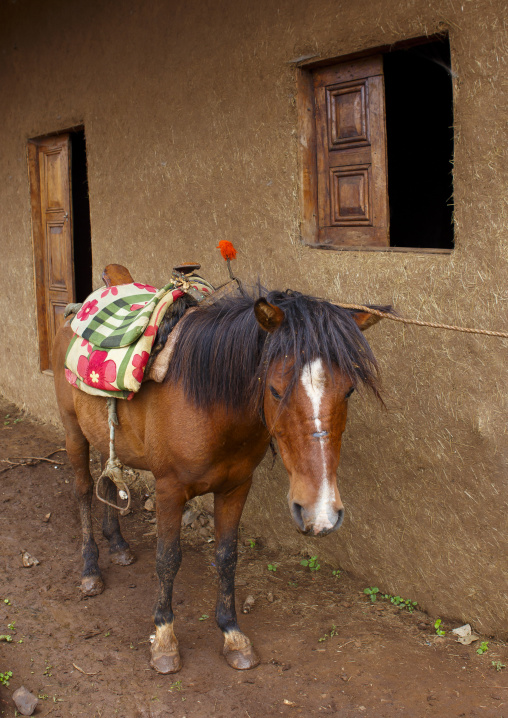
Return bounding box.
[296,35,454,255]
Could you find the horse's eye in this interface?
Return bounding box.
[269,385,282,401]
[345,387,355,399]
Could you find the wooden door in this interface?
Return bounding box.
[28,134,76,372]
[313,56,389,247]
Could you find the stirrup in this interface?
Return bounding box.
[95,398,132,513]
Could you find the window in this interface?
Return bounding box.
[28,129,93,372]
[298,37,454,252]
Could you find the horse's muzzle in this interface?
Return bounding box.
[290,502,344,536]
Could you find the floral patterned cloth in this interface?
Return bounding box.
[64,276,214,399]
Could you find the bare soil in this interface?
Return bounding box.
[0,398,506,718]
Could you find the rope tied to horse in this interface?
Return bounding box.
[95,398,132,513]
[335,303,508,339]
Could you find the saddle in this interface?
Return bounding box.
[64,263,218,399]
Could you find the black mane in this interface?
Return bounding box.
[165,288,385,411]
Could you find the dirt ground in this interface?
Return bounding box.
[0,398,506,718]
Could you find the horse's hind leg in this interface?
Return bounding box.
[150,480,186,674]
[100,461,135,566]
[214,479,259,670]
[65,424,104,596]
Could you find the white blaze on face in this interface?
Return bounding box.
[300,359,336,533]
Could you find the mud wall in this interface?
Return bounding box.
[0,0,506,636]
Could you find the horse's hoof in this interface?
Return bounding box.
[223,644,260,670]
[81,575,105,596]
[150,652,182,674]
[110,548,136,566]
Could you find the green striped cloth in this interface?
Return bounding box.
[64,276,214,398]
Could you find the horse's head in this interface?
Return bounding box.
[254,294,387,537]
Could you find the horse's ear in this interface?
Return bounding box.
[254,298,285,333]
[350,306,392,332]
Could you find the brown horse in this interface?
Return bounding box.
[52,286,388,674]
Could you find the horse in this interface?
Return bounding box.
[52,283,389,674]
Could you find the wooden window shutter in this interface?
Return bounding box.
[313,56,389,247]
[28,134,76,372]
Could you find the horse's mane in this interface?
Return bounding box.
[165,288,387,411]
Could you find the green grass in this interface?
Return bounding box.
[0,671,12,687]
[363,587,418,613]
[300,556,321,572]
[434,619,446,636]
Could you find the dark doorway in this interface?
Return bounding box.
[70,129,93,301]
[28,127,93,371]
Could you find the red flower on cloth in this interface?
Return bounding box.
[144,325,157,337]
[81,338,92,354]
[77,350,117,390]
[77,299,99,322]
[101,286,119,298]
[65,368,78,388]
[132,351,150,383]
[130,302,150,311]
[134,283,157,293]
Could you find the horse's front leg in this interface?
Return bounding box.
[150,481,185,674]
[215,479,260,670]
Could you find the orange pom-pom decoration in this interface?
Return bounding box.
[216,240,237,261]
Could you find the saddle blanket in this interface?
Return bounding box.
[64,276,214,399]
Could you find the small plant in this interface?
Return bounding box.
[267,563,277,572]
[198,614,209,621]
[104,631,111,637]
[434,619,446,636]
[7,622,15,631]
[364,587,379,602]
[300,556,321,572]
[0,635,13,642]
[0,670,12,687]
[364,589,417,612]
[169,680,182,692]
[247,539,256,548]
[318,625,338,643]
[382,594,418,612]
[43,664,53,676]
[332,569,341,579]
[4,599,11,605]
[287,580,298,587]
[476,641,489,655]
[492,660,505,671]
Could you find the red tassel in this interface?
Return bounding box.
[216,240,237,261]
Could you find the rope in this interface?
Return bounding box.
[95,398,131,513]
[336,303,508,339]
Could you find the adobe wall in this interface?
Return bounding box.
[0,0,506,636]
